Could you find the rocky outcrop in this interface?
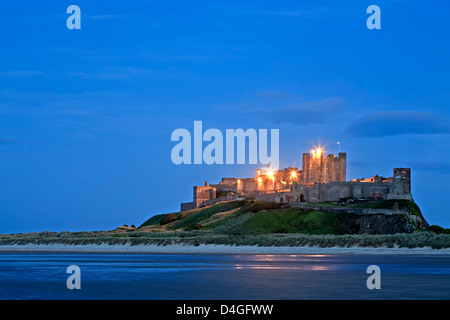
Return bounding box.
[408,214,429,229]
[344,213,415,235]
[291,204,409,216]
[290,201,429,235]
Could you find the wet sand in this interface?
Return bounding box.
[1,243,450,254]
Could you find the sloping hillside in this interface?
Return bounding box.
[139,199,427,235]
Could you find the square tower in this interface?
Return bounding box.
[302,150,346,184]
[393,168,411,194]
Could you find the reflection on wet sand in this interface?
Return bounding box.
[1,253,450,299]
[232,254,335,270]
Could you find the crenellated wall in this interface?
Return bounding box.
[181,149,412,211]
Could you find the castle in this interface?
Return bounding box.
[180,147,412,211]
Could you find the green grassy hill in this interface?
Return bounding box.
[139,199,429,235]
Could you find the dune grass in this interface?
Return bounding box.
[1,230,450,249]
[4,200,447,250]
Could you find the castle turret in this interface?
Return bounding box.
[393,168,411,194]
[386,169,412,200]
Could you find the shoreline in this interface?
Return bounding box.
[1,243,450,255]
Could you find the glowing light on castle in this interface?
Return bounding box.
[180,146,410,211]
[311,146,324,159]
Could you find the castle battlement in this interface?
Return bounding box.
[180,149,412,211]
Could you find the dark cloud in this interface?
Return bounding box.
[345,111,450,137]
[242,97,347,126]
[409,161,450,175]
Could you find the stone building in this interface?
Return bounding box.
[393,168,411,194]
[302,149,346,184]
[180,148,412,210]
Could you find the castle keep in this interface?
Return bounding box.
[180,148,412,211]
[302,149,346,184]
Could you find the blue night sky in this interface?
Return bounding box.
[1,1,450,233]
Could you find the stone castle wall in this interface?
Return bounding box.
[317,181,390,202]
[193,185,216,208]
[181,149,412,211]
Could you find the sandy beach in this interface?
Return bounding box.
[1,243,450,255]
